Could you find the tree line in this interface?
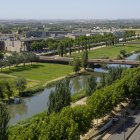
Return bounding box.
[0,52,39,71]
[30,31,136,57]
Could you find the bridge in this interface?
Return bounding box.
[39,56,140,65]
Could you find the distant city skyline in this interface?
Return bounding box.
[0,0,140,20]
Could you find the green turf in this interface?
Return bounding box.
[2,63,72,87]
[71,45,140,59]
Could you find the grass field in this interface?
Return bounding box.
[124,29,140,34]
[71,44,140,59]
[1,63,72,89]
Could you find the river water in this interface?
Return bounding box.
[8,74,101,125]
[8,53,140,125]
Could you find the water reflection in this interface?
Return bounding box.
[8,102,28,119]
[125,53,140,60]
[70,77,83,94]
[94,68,108,73]
[107,64,131,68]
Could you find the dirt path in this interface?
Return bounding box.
[90,45,106,51]
[71,97,87,107]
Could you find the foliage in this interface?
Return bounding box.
[30,41,44,51]
[0,52,39,71]
[99,66,125,88]
[0,78,27,99]
[86,75,97,96]
[72,57,81,73]
[71,45,140,59]
[26,33,133,57]
[81,50,88,70]
[136,54,140,61]
[0,52,4,60]
[0,104,9,140]
[71,89,86,102]
[8,66,140,140]
[15,78,27,94]
[0,80,16,99]
[120,50,127,57]
[48,78,71,113]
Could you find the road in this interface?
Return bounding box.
[107,107,140,140]
[128,125,140,140]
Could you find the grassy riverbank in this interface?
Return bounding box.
[0,63,73,98]
[71,44,140,59]
[2,63,72,85]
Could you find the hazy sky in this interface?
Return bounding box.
[0,0,140,19]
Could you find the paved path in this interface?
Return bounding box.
[128,125,140,140]
[107,107,140,140]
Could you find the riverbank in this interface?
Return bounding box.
[7,71,92,125]
[8,62,140,140]
[71,44,140,59]
[0,63,72,101]
[21,71,89,98]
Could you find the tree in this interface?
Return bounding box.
[86,76,97,96]
[100,73,106,88]
[100,67,124,87]
[30,41,44,51]
[26,52,39,65]
[81,50,88,70]
[120,50,127,58]
[48,78,71,113]
[0,104,10,140]
[72,57,81,73]
[0,81,7,99]
[86,75,97,96]
[11,52,20,66]
[0,59,6,72]
[0,52,4,60]
[15,78,27,94]
[68,39,74,56]
[136,54,140,61]
[6,55,15,70]
[137,34,140,40]
[58,41,65,57]
[20,53,28,67]
[5,81,15,100]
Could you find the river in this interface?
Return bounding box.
[7,52,140,125]
[8,73,101,125]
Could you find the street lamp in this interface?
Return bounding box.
[123,112,126,140]
[122,110,127,140]
[122,109,130,140]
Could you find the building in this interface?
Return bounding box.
[0,35,23,52]
[4,37,23,52]
[0,41,5,51]
[26,31,70,39]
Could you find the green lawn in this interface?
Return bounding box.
[71,45,140,59]
[0,74,16,81]
[124,29,140,34]
[1,63,72,88]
